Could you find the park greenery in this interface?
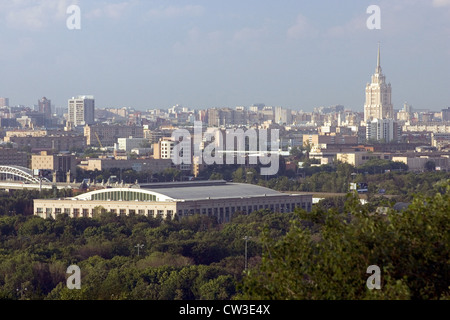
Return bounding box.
[0,152,449,300]
[0,183,448,300]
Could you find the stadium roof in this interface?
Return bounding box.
[140,180,282,201]
[73,180,285,202]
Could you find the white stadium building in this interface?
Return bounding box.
[34,180,312,223]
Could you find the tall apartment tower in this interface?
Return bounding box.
[0,98,9,107]
[38,97,52,119]
[366,118,400,143]
[68,95,95,127]
[364,44,393,122]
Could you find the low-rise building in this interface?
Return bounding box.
[336,151,392,167]
[34,180,313,223]
[4,133,85,152]
[0,148,29,167]
[84,124,144,147]
[392,154,449,172]
[78,158,173,172]
[31,151,77,182]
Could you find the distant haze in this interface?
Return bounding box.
[0,0,449,111]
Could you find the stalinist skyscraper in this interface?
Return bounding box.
[364,44,393,122]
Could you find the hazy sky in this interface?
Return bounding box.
[0,0,449,112]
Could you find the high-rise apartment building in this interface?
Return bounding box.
[442,107,450,122]
[68,95,95,127]
[366,118,400,143]
[364,44,393,122]
[0,98,9,108]
[153,137,175,159]
[38,97,52,119]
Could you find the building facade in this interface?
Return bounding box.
[78,158,173,172]
[68,95,95,127]
[4,133,85,152]
[34,180,313,223]
[336,151,392,167]
[31,151,77,182]
[117,137,148,152]
[84,124,144,147]
[38,97,52,120]
[0,148,29,167]
[366,118,401,143]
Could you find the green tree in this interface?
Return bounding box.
[239,189,450,300]
[424,160,436,172]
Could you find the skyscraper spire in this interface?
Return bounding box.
[364,42,393,122]
[376,42,381,74]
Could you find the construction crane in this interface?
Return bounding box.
[94,132,104,149]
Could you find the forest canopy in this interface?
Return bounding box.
[0,184,448,300]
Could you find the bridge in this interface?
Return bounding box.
[0,165,133,191]
[0,165,69,190]
[0,165,51,184]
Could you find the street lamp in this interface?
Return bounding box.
[135,244,144,257]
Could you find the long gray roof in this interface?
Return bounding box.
[140,180,282,201]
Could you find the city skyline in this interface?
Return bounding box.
[0,1,449,111]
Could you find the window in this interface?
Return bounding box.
[82,209,89,217]
[55,208,62,214]
[64,208,70,215]
[129,209,136,215]
[119,209,126,216]
[138,209,145,215]
[148,209,154,216]
[46,208,52,214]
[37,208,43,213]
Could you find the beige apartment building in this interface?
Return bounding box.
[4,133,85,152]
[392,155,450,172]
[336,151,392,167]
[5,130,48,138]
[302,134,358,148]
[78,158,173,172]
[31,151,77,182]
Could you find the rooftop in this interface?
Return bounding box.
[73,180,288,202]
[138,180,282,201]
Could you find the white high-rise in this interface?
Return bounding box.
[364,44,393,122]
[68,95,95,127]
[366,118,400,143]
